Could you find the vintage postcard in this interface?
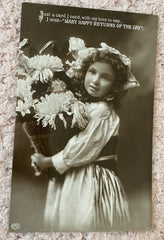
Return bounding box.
[9,2,158,232]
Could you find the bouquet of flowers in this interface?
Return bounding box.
[16,38,89,178]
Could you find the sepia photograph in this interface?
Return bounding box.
[9,2,158,232]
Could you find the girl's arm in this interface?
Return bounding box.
[31,154,53,172]
[52,108,119,174]
[31,104,119,174]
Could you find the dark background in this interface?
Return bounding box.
[9,2,158,232]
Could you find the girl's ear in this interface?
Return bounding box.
[110,82,118,93]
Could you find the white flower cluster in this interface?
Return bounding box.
[16,39,64,119]
[16,76,37,116]
[28,54,64,83]
[34,91,88,130]
[16,39,89,130]
[34,91,74,129]
[68,37,85,58]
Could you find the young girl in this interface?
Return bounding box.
[31,43,139,231]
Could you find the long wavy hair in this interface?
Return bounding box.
[73,49,130,110]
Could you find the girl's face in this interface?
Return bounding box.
[84,62,116,98]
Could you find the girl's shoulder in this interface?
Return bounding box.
[88,101,119,121]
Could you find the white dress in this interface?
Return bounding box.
[44,101,130,231]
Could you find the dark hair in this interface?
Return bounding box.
[74,49,130,110]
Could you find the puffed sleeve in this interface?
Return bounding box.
[52,102,120,174]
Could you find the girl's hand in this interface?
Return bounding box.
[31,153,53,175]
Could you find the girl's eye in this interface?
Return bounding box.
[88,68,96,74]
[101,75,110,81]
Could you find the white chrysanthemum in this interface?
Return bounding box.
[71,101,89,130]
[18,67,28,76]
[28,54,64,83]
[65,59,82,78]
[65,68,78,79]
[50,79,67,93]
[34,91,75,129]
[69,37,86,58]
[16,96,37,116]
[16,99,31,116]
[17,77,34,99]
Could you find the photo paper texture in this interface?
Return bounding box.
[9,2,158,232]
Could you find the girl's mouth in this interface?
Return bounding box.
[89,85,99,91]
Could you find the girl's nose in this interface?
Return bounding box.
[92,74,99,84]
